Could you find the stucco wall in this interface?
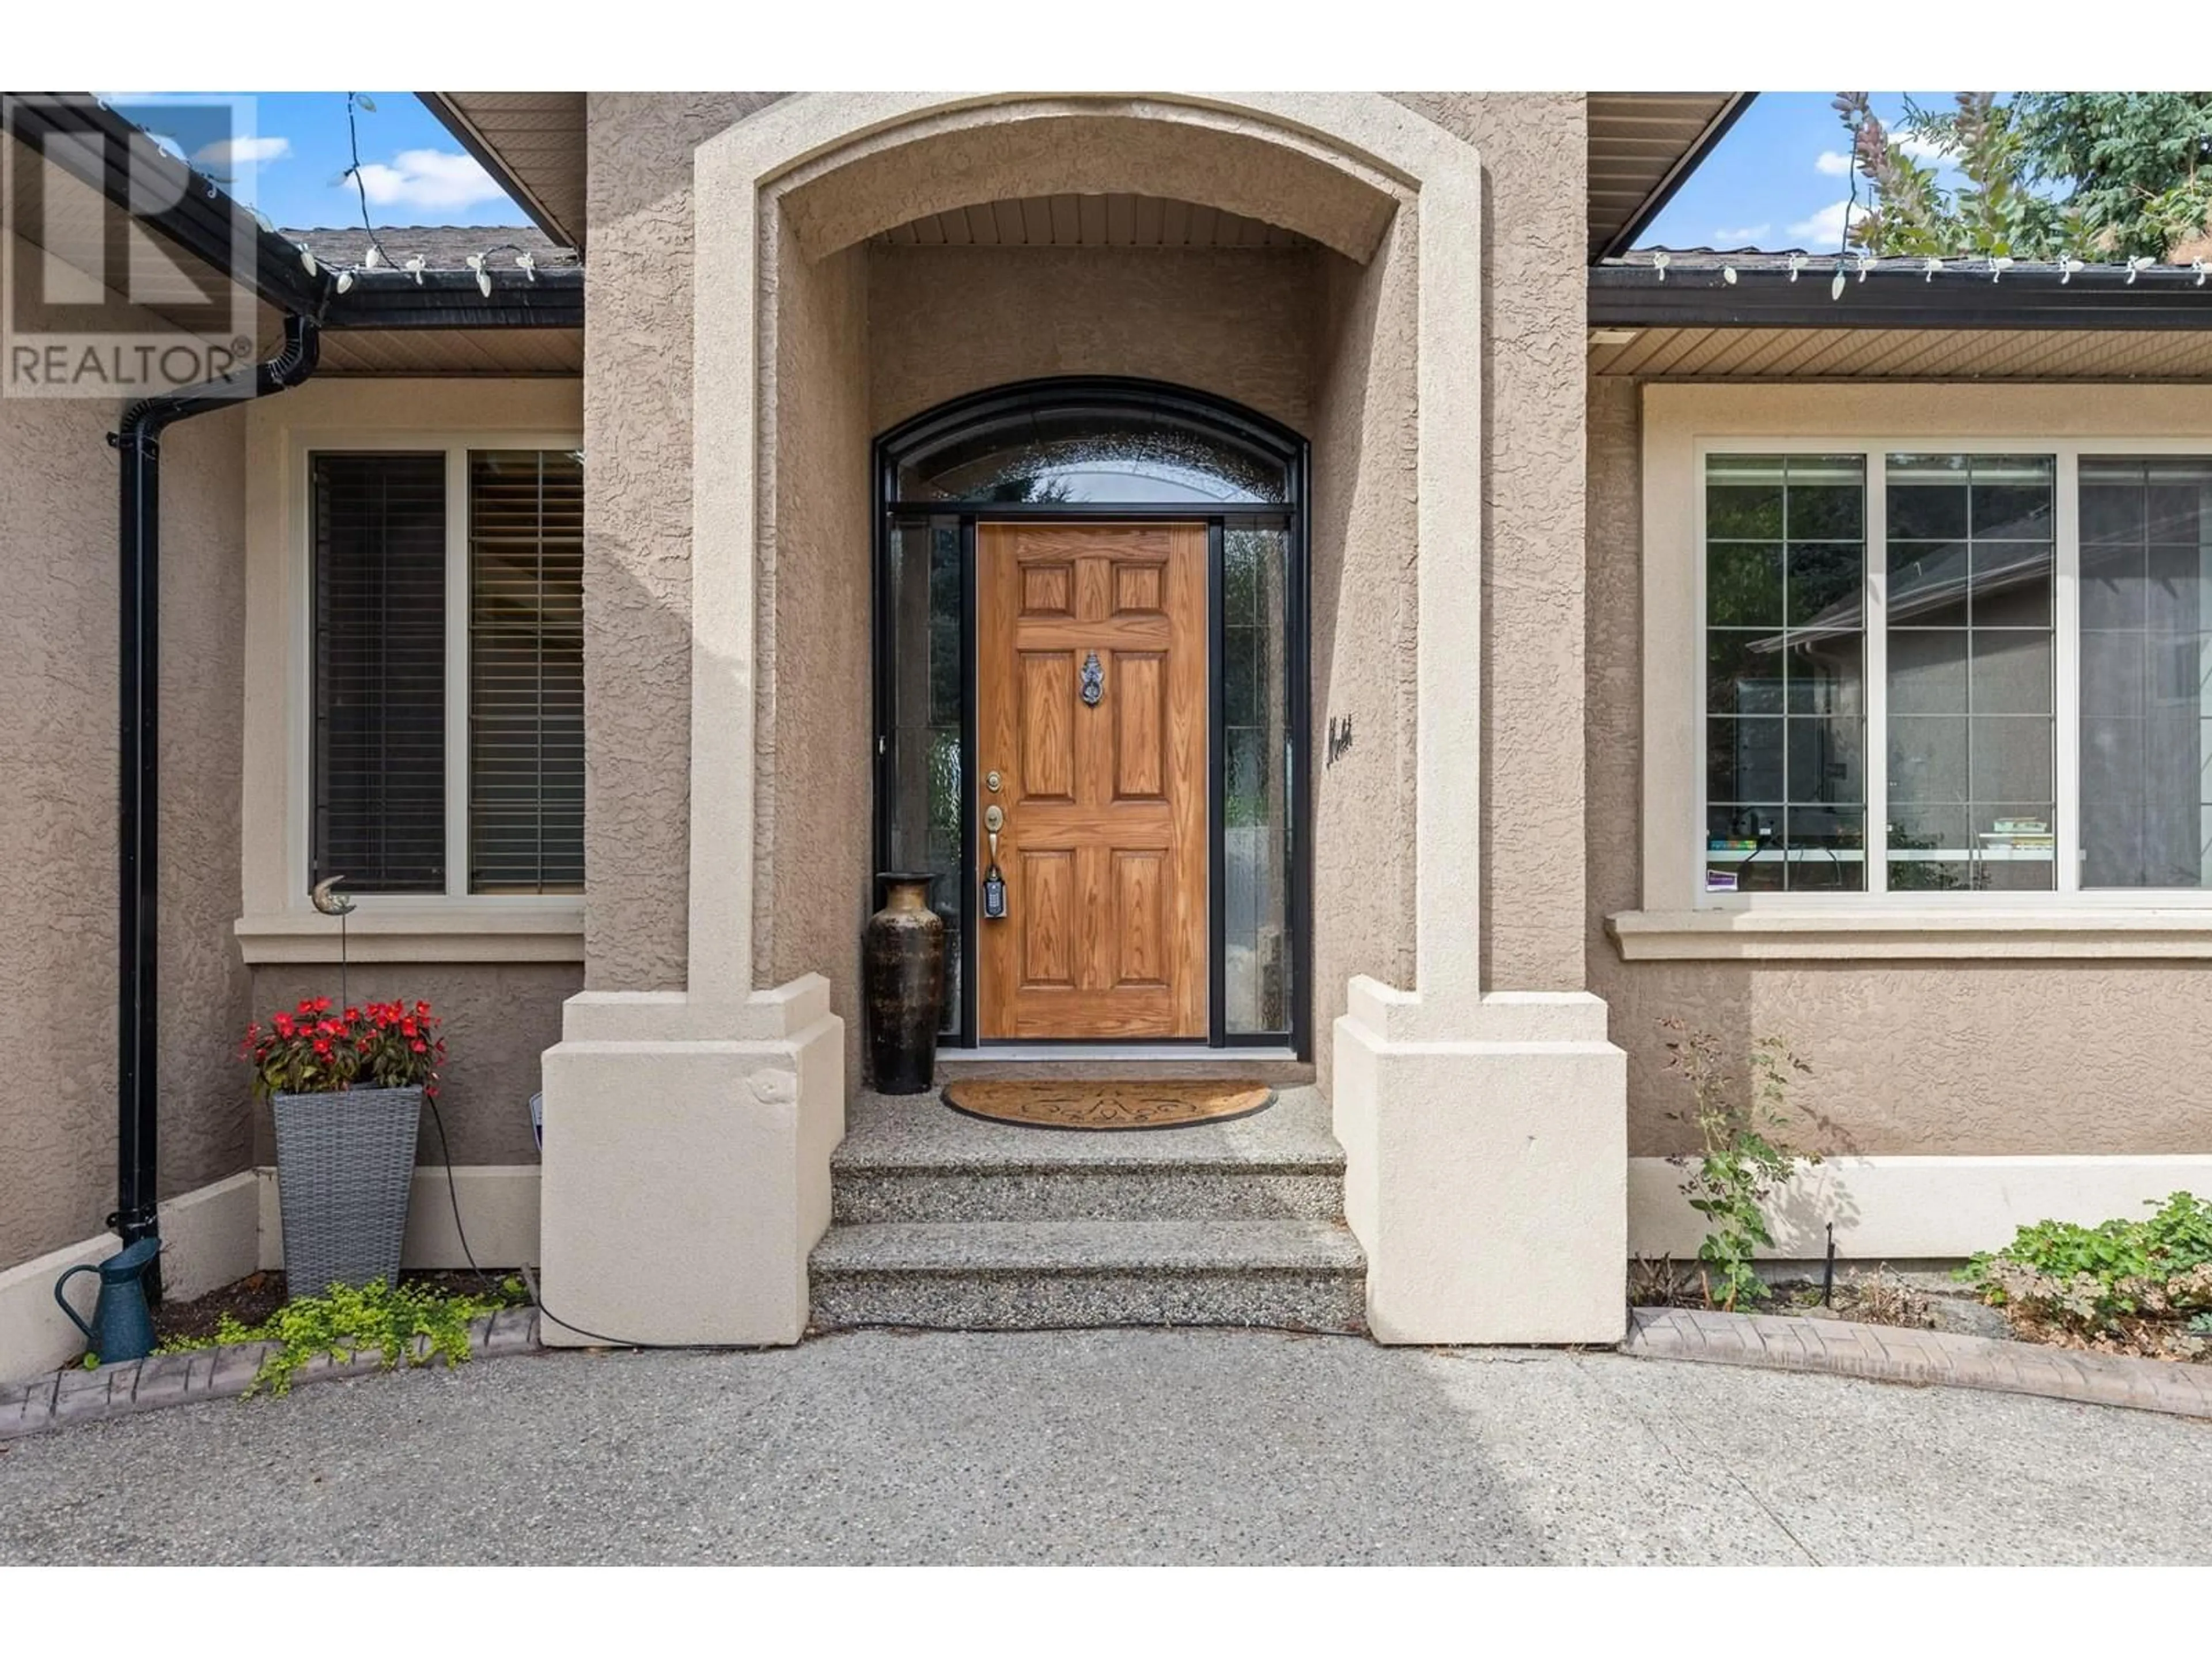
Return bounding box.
[582,92,785,992]
[759,232,872,1077]
[581,93,1591,1086]
[248,964,575,1165]
[868,245,1318,433]
[1388,93,1591,994]
[1586,377,2212,1157]
[0,230,252,1267]
[1309,231,1418,1083]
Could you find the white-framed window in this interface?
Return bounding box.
[298,434,584,902]
[1696,437,2212,908]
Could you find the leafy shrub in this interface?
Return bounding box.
[1958,1192,2212,1359]
[161,1276,523,1397]
[1658,1020,1819,1312]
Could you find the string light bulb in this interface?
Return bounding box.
[2127,255,2155,285]
[334,269,354,294]
[1651,251,1669,282]
[2195,258,2208,287]
[515,251,537,281]
[403,255,425,285]
[1855,252,1872,282]
[2059,258,2085,285]
[297,243,317,277]
[1923,257,1941,282]
[1721,264,1737,285]
[1990,256,2013,283]
[1787,253,1807,282]
[363,245,382,270]
[1830,264,1846,301]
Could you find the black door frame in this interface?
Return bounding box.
[871,377,1312,1055]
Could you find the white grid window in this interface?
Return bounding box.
[1699,442,2212,906]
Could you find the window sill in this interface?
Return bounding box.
[1607,907,2212,961]
[235,904,585,965]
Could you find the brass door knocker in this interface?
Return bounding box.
[1080,651,1104,706]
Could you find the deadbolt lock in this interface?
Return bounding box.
[983,804,1005,833]
[986,770,1003,793]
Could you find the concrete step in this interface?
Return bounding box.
[809,1219,1367,1334]
[832,1086,1346,1222]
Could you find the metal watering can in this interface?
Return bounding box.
[54,1236,161,1365]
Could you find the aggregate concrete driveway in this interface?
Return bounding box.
[2,1329,2206,1565]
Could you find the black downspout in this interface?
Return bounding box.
[107,314,320,1301]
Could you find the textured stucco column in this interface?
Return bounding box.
[539,979,840,1346]
[1327,93,1627,1344]
[539,94,849,1347]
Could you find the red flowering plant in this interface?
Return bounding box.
[241,997,445,1102]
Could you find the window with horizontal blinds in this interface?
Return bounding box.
[310,452,448,894]
[468,450,585,893]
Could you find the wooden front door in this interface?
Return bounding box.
[978,522,1208,1039]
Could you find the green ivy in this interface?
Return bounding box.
[161,1276,525,1398]
[1957,1192,2212,1328]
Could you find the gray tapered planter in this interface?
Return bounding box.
[271,1086,422,1297]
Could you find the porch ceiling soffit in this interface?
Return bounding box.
[730,95,1422,266]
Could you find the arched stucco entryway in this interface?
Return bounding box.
[540,92,1625,1349]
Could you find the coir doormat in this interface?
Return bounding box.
[940,1079,1276,1131]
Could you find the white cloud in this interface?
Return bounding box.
[1816,150,1853,177]
[1789,200,1854,247]
[347,148,505,213]
[1713,223,1772,246]
[194,135,290,167]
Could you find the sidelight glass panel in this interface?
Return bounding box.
[1703,456,1868,893]
[884,516,965,1033]
[1224,527,1292,1033]
[2078,458,2212,888]
[1885,454,2054,891]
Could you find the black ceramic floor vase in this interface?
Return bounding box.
[864,872,946,1093]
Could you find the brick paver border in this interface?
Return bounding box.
[0,1306,543,1441]
[1623,1305,2212,1420]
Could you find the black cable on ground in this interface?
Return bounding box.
[422,1090,689,1351]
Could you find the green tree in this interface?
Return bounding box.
[2011,93,2212,262]
[1832,91,2212,263]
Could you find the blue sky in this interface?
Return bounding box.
[103,92,528,234]
[1643,92,1965,253]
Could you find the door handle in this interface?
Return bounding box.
[982,802,1007,919]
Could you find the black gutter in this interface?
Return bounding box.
[7,95,582,331]
[1594,93,1756,264]
[1590,262,2212,331]
[106,314,320,1299]
[323,268,585,331]
[7,93,328,317]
